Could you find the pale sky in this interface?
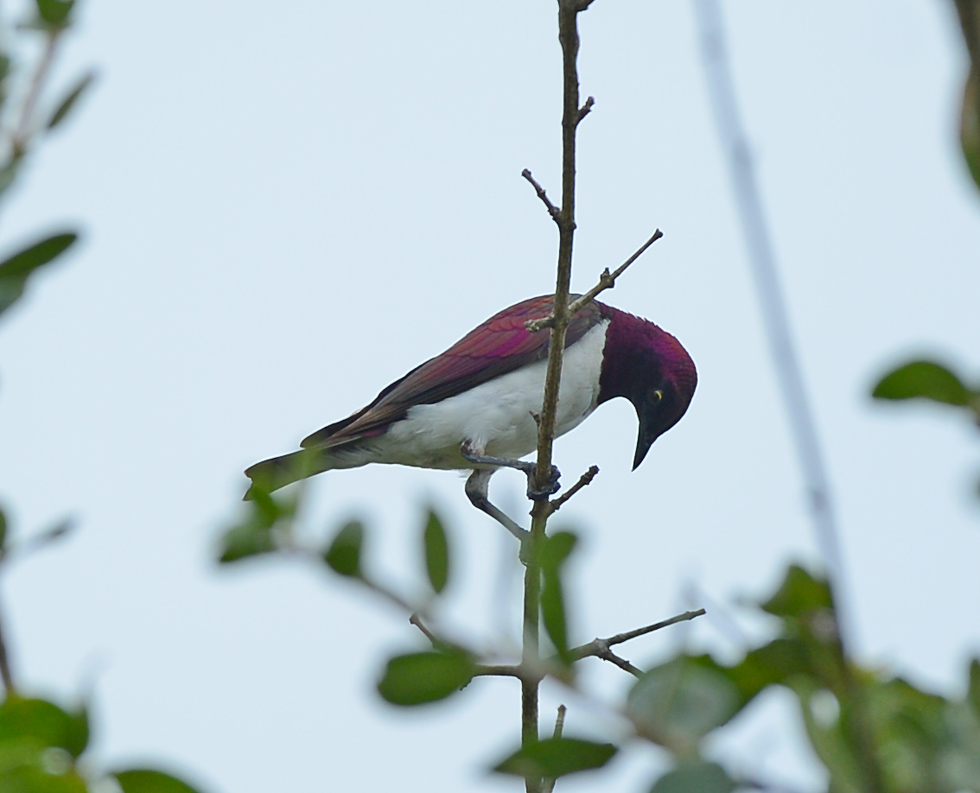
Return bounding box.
[0,2,978,792]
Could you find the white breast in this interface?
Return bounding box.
[373,320,611,469]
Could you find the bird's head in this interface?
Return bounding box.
[597,305,698,469]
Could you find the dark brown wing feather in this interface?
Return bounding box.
[300,295,604,449]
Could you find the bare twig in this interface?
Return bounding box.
[541,705,568,793]
[525,229,663,332]
[409,612,438,644]
[521,169,561,224]
[549,465,599,513]
[552,704,567,738]
[12,29,62,157]
[695,4,880,792]
[577,96,595,124]
[570,609,706,664]
[1,519,75,563]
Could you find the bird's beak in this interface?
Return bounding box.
[631,389,665,470]
[632,418,655,471]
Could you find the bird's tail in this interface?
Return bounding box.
[244,448,330,500]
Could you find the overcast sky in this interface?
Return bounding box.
[0,1,978,792]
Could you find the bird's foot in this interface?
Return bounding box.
[525,463,561,501]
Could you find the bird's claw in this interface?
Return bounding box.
[526,464,561,501]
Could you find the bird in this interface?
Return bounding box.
[245,295,696,540]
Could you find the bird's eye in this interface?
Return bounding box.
[653,389,663,402]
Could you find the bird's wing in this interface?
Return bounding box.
[300,296,605,448]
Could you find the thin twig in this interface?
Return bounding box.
[552,704,566,738]
[474,664,524,679]
[570,609,706,662]
[1,519,75,563]
[12,29,62,157]
[521,169,560,224]
[577,96,595,125]
[409,612,438,644]
[541,705,568,793]
[695,5,880,792]
[549,465,599,513]
[525,229,663,332]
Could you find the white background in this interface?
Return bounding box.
[0,1,978,791]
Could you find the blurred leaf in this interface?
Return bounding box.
[217,488,297,564]
[760,563,834,620]
[627,656,741,754]
[323,520,364,578]
[867,676,950,792]
[792,678,864,793]
[492,737,616,779]
[649,761,735,793]
[0,764,89,793]
[0,232,77,317]
[729,638,811,698]
[0,507,7,552]
[377,649,475,706]
[422,509,449,594]
[541,531,577,664]
[969,659,980,716]
[0,697,85,756]
[114,768,204,793]
[47,71,95,131]
[34,0,74,28]
[872,360,972,407]
[962,69,980,190]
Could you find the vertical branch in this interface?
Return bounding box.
[694,4,881,792]
[522,3,592,793]
[693,0,848,622]
[530,0,583,494]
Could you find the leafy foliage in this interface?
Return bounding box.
[422,509,450,593]
[323,520,365,577]
[492,737,617,779]
[376,649,476,706]
[0,233,78,319]
[872,360,976,408]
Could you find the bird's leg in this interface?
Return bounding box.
[464,469,528,545]
[460,444,561,501]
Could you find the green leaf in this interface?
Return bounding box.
[649,761,736,793]
[627,657,741,754]
[0,232,78,317]
[422,509,449,594]
[47,71,96,131]
[377,649,475,706]
[0,765,89,793]
[323,520,364,577]
[872,360,972,407]
[760,564,834,620]
[0,507,7,552]
[969,658,980,716]
[492,737,617,779]
[34,0,74,27]
[541,531,578,663]
[113,768,204,793]
[962,69,980,190]
[216,490,291,564]
[0,697,86,757]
